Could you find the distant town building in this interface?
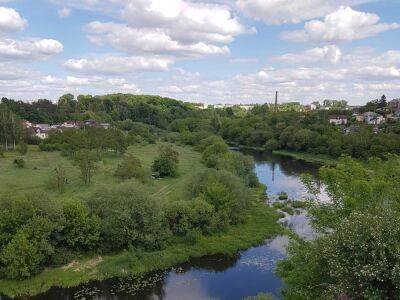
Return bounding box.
[329,115,348,125]
[389,99,400,110]
[363,112,385,125]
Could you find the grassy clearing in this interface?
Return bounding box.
[0,202,281,298]
[272,150,337,166]
[0,142,282,298]
[0,143,205,201]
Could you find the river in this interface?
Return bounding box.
[15,151,328,300]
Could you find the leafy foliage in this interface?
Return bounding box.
[152,145,179,177]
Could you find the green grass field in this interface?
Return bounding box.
[0,143,205,201]
[0,143,282,298]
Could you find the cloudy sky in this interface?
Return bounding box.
[0,0,399,104]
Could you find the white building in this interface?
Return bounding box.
[329,115,348,125]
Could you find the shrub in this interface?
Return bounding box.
[13,158,25,168]
[265,139,279,152]
[61,199,101,251]
[115,154,150,183]
[0,147,4,158]
[278,192,288,200]
[187,169,250,225]
[165,201,192,235]
[272,202,285,210]
[152,145,179,177]
[87,184,170,251]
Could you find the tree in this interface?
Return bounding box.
[115,154,150,183]
[152,145,179,177]
[61,199,101,251]
[0,217,55,279]
[278,156,400,298]
[0,104,24,151]
[88,184,170,251]
[74,150,98,185]
[54,164,67,193]
[188,169,250,226]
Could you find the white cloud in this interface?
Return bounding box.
[64,55,172,74]
[274,45,342,65]
[122,0,255,43]
[236,0,372,25]
[0,38,63,60]
[0,6,27,34]
[58,7,71,18]
[86,22,230,57]
[281,6,399,43]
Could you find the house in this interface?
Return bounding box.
[329,115,348,125]
[354,114,364,122]
[36,124,51,131]
[61,121,80,129]
[363,112,385,125]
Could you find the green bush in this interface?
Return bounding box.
[115,154,150,183]
[152,145,179,177]
[13,158,25,168]
[0,147,4,158]
[187,169,250,225]
[87,184,170,251]
[61,199,101,251]
[278,192,288,200]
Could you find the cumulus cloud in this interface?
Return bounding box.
[0,6,27,34]
[0,38,63,60]
[236,0,372,25]
[273,45,342,65]
[86,22,230,57]
[122,0,255,43]
[281,6,399,43]
[80,0,253,61]
[64,55,172,74]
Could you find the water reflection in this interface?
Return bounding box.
[243,150,329,202]
[29,240,286,300]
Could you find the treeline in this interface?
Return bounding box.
[1,94,195,127]
[0,134,259,279]
[3,93,400,159]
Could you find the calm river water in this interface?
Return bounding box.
[7,151,328,300]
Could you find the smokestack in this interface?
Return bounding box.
[275,91,278,112]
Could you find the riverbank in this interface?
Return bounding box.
[0,199,282,298]
[272,150,337,166]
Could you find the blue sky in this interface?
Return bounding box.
[0,0,399,105]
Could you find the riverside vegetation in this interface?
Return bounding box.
[0,132,281,298]
[1,94,400,298]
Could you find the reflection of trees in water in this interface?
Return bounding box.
[179,253,241,272]
[242,149,321,179]
[30,253,241,300]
